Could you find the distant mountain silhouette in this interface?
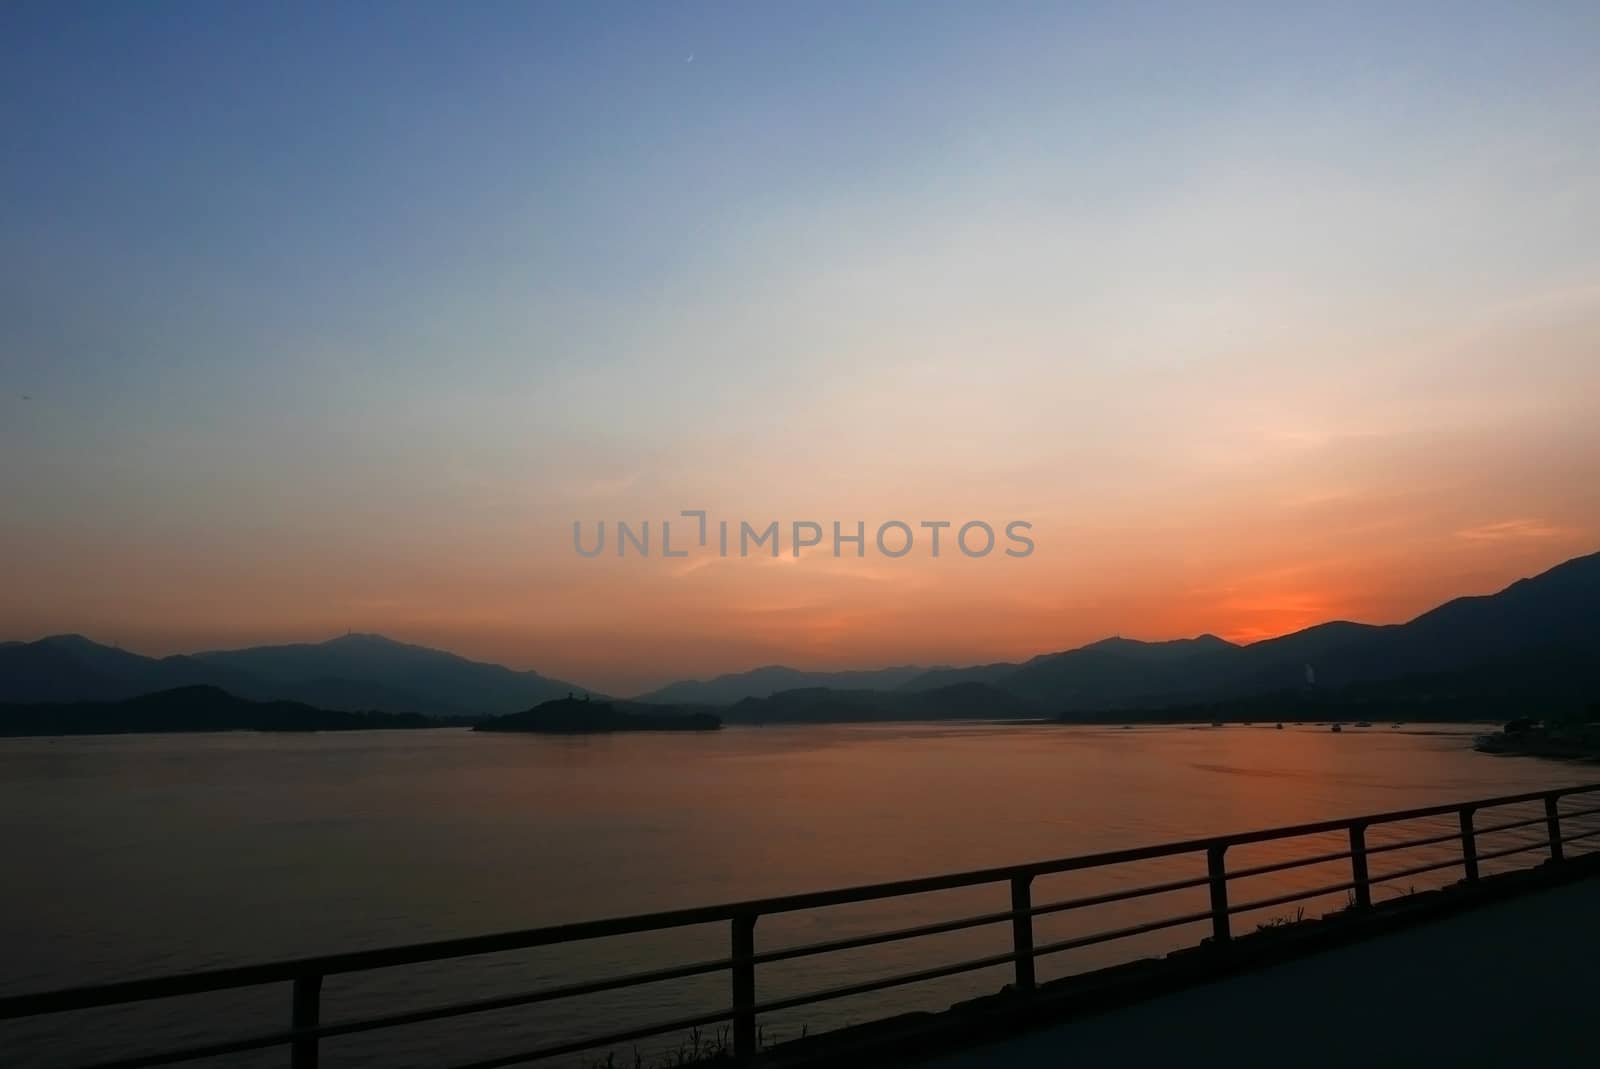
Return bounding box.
[634,664,934,705]
[4,550,1597,723]
[0,633,589,717]
[1232,551,1600,691]
[900,634,1241,707]
[706,552,1599,719]
[0,634,267,703]
[191,633,593,716]
[0,685,438,737]
[475,695,720,733]
[722,682,1039,724]
[1070,645,1600,724]
[1148,552,1600,706]
[900,553,1600,715]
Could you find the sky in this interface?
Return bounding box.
[3,2,1599,694]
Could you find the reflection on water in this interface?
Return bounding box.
[0,723,1590,1066]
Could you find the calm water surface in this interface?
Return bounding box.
[1,722,1591,1067]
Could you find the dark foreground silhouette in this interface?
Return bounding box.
[917,871,1600,1069]
[473,695,721,733]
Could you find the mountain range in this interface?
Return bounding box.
[0,685,437,736]
[3,550,1597,723]
[0,632,591,717]
[704,551,1600,720]
[636,664,935,705]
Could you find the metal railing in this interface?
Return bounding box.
[5,782,1599,1069]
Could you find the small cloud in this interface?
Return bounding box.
[1455,518,1570,542]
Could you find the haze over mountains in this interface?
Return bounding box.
[3,550,1597,724]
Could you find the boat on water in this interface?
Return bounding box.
[1354,721,1373,728]
[1331,723,1343,733]
[1275,722,1284,729]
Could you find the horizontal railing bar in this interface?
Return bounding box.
[1365,807,1594,858]
[1370,855,1469,885]
[1224,783,1600,835]
[1031,908,1216,959]
[8,782,1599,1022]
[74,1024,304,1069]
[1228,880,1358,916]
[1363,828,1463,856]
[1473,839,1552,865]
[443,1006,738,1069]
[1561,826,1600,846]
[1472,813,1554,837]
[82,995,746,1069]
[1556,803,1600,821]
[296,953,739,1048]
[753,907,1018,966]
[1226,847,1353,881]
[1031,874,1214,918]
[747,948,1020,1018]
[756,907,1220,1021]
[72,948,738,1069]
[732,872,1215,969]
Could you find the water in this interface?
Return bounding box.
[2,723,1592,1067]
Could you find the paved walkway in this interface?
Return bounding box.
[916,878,1600,1067]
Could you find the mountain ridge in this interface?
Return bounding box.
[635,663,937,705]
[0,633,591,717]
[4,549,1596,719]
[0,685,439,736]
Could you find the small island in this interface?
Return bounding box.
[474,695,721,734]
[1475,710,1600,761]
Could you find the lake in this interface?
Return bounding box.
[2,722,1591,1067]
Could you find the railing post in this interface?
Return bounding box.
[1348,823,1371,909]
[1010,875,1036,994]
[1545,796,1565,862]
[1206,845,1231,944]
[731,912,757,1063]
[1459,807,1479,882]
[290,974,321,1069]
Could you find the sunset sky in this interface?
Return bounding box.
[4,3,1599,694]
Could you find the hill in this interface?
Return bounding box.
[722,682,1039,724]
[475,696,720,734]
[1064,644,1600,724]
[897,552,1600,717]
[191,633,595,716]
[0,686,439,737]
[634,664,933,705]
[0,633,592,717]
